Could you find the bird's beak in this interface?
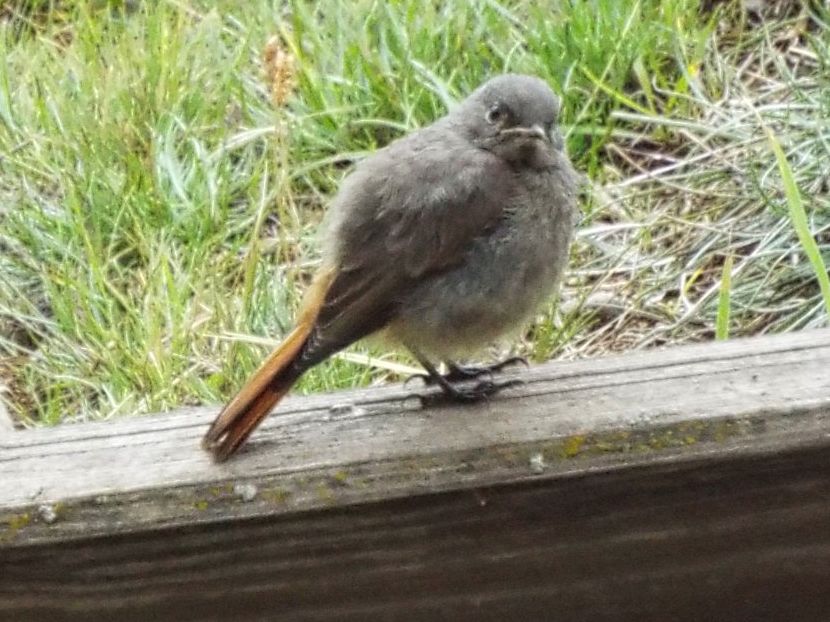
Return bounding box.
[502,124,548,142]
[528,124,548,141]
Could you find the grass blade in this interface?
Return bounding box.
[766,129,830,321]
[716,254,733,340]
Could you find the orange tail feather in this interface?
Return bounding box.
[203,268,334,461]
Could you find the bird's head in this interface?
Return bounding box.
[453,74,564,169]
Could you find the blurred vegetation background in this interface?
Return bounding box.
[0,0,827,424]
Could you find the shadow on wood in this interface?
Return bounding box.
[2,329,830,621]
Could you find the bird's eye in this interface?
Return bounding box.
[486,104,505,124]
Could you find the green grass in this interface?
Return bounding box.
[767,127,830,321]
[716,253,733,341]
[0,0,828,425]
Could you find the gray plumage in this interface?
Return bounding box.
[203,73,580,460]
[308,73,579,364]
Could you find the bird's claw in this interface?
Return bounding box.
[409,356,528,387]
[444,356,528,382]
[438,377,525,402]
[405,353,527,406]
[415,377,525,408]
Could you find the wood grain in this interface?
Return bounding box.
[2,329,830,620]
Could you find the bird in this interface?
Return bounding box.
[203,73,580,461]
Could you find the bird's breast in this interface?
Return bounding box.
[390,166,578,359]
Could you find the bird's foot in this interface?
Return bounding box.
[407,356,527,387]
[405,356,527,404]
[430,376,525,403]
[441,357,528,383]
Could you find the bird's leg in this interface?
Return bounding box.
[406,347,524,402]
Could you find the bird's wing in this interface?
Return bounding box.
[203,131,514,460]
[303,130,516,360]
[333,129,514,277]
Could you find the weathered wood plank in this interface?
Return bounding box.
[1,330,830,620]
[2,328,830,543]
[2,446,830,620]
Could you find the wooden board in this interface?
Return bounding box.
[2,329,830,620]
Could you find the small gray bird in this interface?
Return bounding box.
[204,74,580,461]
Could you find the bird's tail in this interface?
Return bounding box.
[202,268,335,462]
